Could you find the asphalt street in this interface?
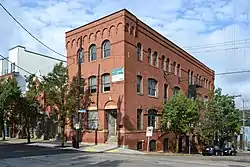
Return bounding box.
[0,143,249,167]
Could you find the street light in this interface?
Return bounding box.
[188,123,194,154]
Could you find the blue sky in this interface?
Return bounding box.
[0,0,250,107]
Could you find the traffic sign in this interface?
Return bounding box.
[146,126,153,137]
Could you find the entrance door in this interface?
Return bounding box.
[107,109,117,136]
[163,138,169,152]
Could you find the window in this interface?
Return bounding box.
[161,55,165,70]
[87,110,98,130]
[173,61,176,75]
[191,71,193,84]
[209,81,211,90]
[137,109,143,130]
[88,76,97,93]
[89,44,97,61]
[137,75,142,94]
[188,70,191,85]
[204,96,208,102]
[148,109,157,128]
[148,78,157,97]
[102,74,110,92]
[196,74,199,85]
[148,48,151,64]
[166,58,170,72]
[199,76,201,86]
[137,141,143,150]
[173,86,180,95]
[78,49,84,64]
[137,43,142,61]
[152,51,158,67]
[102,40,110,58]
[164,84,168,100]
[4,68,8,75]
[11,63,15,72]
[177,64,181,77]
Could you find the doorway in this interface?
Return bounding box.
[106,109,117,136]
[163,138,169,152]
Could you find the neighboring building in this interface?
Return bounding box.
[65,9,214,152]
[0,45,66,92]
[0,45,66,139]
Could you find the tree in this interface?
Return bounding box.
[161,91,199,152]
[39,62,83,147]
[198,88,240,147]
[16,74,45,143]
[0,77,21,140]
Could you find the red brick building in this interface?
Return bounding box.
[65,9,214,152]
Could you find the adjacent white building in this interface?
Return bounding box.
[0,45,66,92]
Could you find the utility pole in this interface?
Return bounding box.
[242,99,246,151]
[75,37,83,149]
[95,64,100,145]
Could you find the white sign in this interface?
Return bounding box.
[112,68,124,82]
[146,126,153,137]
[75,123,80,130]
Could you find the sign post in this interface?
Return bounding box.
[146,126,153,153]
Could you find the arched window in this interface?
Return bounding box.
[148,109,157,128]
[173,86,180,95]
[101,73,110,92]
[89,44,97,61]
[204,95,208,102]
[196,74,199,84]
[137,43,142,61]
[88,76,97,93]
[161,55,165,70]
[153,51,158,67]
[78,48,84,64]
[173,61,176,75]
[166,58,170,72]
[148,48,151,64]
[177,64,181,77]
[102,40,110,58]
[148,78,157,97]
[188,70,191,85]
[199,76,201,85]
[191,71,193,84]
[208,81,211,90]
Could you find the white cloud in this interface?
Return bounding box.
[1,0,250,108]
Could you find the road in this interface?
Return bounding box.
[0,143,249,167]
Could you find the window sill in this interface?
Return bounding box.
[101,91,111,94]
[137,93,143,96]
[148,95,158,99]
[137,59,143,62]
[101,56,111,61]
[89,59,97,63]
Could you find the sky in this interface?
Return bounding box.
[0,0,250,108]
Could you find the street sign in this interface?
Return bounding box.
[146,126,153,137]
[78,109,86,113]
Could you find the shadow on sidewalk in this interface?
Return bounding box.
[0,143,97,160]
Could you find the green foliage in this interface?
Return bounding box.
[17,74,45,143]
[39,62,82,146]
[161,91,199,151]
[0,77,21,140]
[198,88,240,146]
[161,91,199,134]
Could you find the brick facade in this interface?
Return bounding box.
[65,9,214,152]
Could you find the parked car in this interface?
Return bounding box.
[247,146,250,151]
[222,147,237,156]
[202,145,223,156]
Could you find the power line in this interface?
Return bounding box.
[0,3,67,59]
[184,39,250,50]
